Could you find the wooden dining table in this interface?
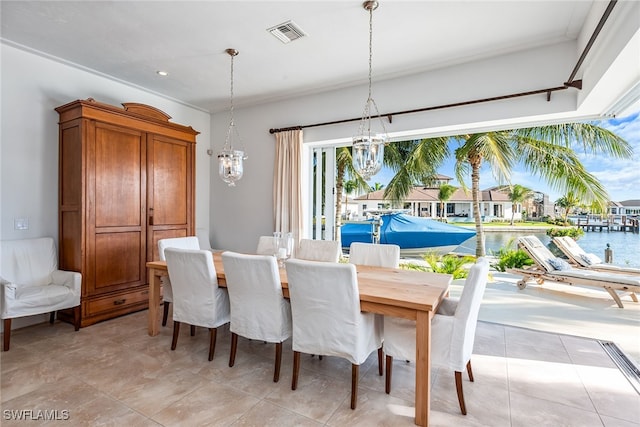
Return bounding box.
[146,252,452,426]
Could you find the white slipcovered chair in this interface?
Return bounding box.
[196,228,213,251]
[383,257,490,415]
[349,242,400,268]
[221,251,292,382]
[349,242,400,347]
[1,237,81,351]
[256,235,276,256]
[158,236,200,326]
[285,258,383,409]
[164,247,230,361]
[296,239,341,262]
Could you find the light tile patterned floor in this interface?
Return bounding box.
[2,310,639,426]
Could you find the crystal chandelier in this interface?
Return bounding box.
[218,48,247,187]
[352,0,387,180]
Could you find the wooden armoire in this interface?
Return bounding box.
[56,98,198,327]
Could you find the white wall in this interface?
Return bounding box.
[0,44,212,330]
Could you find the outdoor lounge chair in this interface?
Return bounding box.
[508,235,640,308]
[552,236,640,275]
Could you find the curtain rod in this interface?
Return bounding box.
[269,0,616,135]
[269,84,576,134]
[565,0,617,86]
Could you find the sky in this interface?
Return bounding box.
[367,108,640,203]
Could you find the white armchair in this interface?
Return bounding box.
[164,248,230,361]
[348,242,400,268]
[348,242,401,350]
[296,239,341,262]
[285,258,383,409]
[1,237,81,351]
[157,236,201,326]
[221,251,292,382]
[383,257,490,415]
[256,235,276,255]
[196,228,212,251]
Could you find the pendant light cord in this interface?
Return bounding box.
[229,52,235,131]
[358,1,387,138]
[224,52,235,149]
[222,48,240,151]
[367,5,373,105]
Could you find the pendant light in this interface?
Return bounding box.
[352,0,387,180]
[218,48,247,187]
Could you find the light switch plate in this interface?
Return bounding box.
[14,217,29,230]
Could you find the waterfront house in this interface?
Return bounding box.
[352,180,552,222]
[609,200,640,216]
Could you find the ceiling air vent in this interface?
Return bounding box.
[267,20,307,44]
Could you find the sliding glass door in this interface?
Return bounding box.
[309,146,336,241]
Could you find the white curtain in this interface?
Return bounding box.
[273,129,303,242]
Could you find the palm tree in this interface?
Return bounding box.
[371,182,385,191]
[381,138,451,203]
[506,184,534,225]
[437,184,457,220]
[383,123,631,257]
[343,179,357,220]
[335,147,369,240]
[588,199,607,216]
[556,192,581,222]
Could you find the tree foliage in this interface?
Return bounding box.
[335,122,631,257]
[388,124,631,256]
[506,184,534,225]
[437,184,458,219]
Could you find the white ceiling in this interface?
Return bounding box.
[0,1,608,113]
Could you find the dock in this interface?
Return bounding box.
[576,215,639,233]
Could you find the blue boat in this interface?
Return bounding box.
[341,213,476,256]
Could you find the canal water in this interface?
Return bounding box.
[456,229,640,268]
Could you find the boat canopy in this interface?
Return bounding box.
[341,213,476,250]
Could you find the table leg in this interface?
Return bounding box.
[415,310,431,426]
[148,268,160,336]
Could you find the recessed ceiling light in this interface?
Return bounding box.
[156,70,169,76]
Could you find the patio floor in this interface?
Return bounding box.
[474,272,640,365]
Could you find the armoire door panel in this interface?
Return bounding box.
[94,232,143,290]
[149,136,189,226]
[60,125,82,207]
[60,211,82,273]
[94,124,144,227]
[59,121,83,274]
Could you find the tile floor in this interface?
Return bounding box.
[1,310,639,426]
